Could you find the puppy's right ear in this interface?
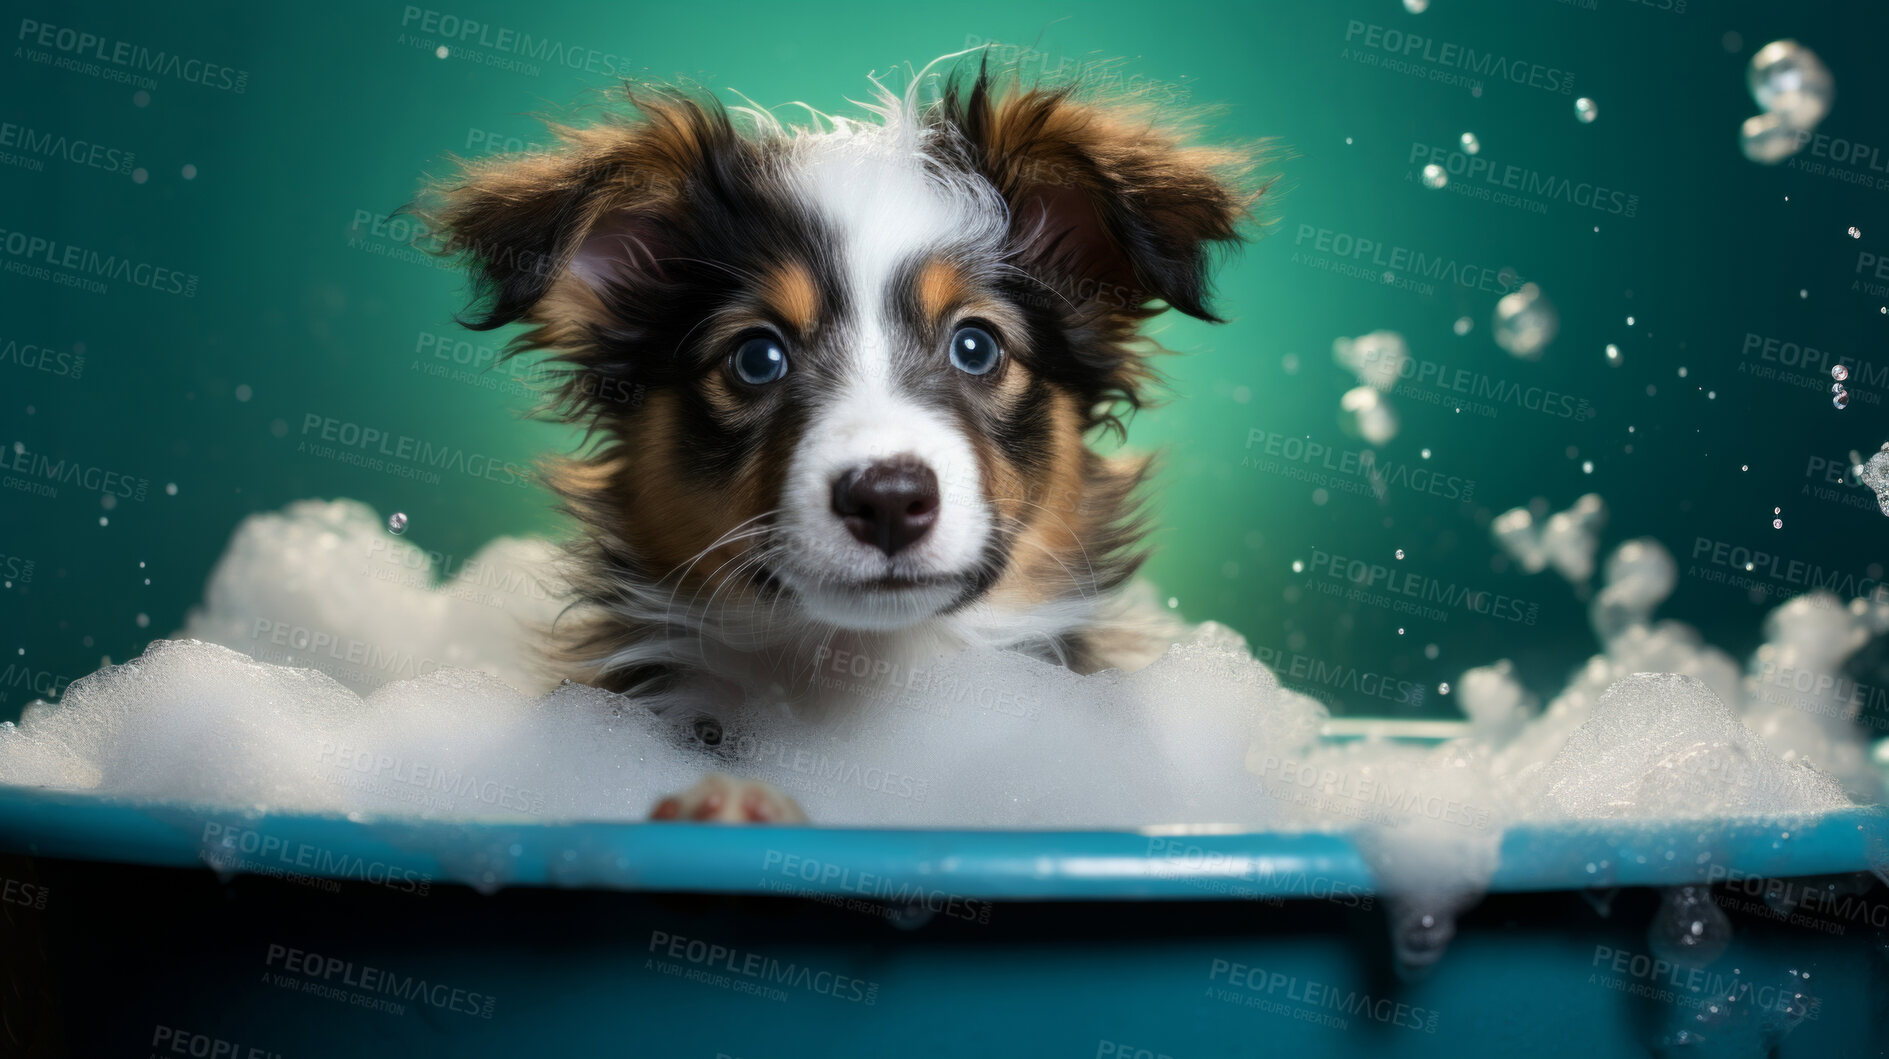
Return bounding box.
[417,92,740,333]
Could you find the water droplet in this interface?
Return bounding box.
[1338,386,1398,444]
[1648,885,1732,969]
[1748,39,1834,129]
[1459,131,1480,155]
[1493,283,1557,359]
[1739,111,1806,164]
[1832,364,1849,382]
[1421,163,1448,190]
[1574,97,1599,123]
[388,512,409,534]
[1849,226,1863,239]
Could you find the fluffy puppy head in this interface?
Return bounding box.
[419,57,1260,685]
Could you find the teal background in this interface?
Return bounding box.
[4,0,1887,722]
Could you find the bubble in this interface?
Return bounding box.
[1648,885,1732,969]
[1395,549,1406,560]
[164,482,178,496]
[1834,390,1850,410]
[1438,682,1451,694]
[1605,344,1621,363]
[1493,283,1558,359]
[136,613,150,629]
[1402,0,1429,11]
[181,164,197,180]
[1748,39,1834,129]
[132,90,150,107]
[1832,364,1849,382]
[435,45,450,59]
[1421,163,1449,190]
[131,168,148,184]
[388,512,409,535]
[1739,111,1807,164]
[1583,461,1594,474]
[233,384,251,402]
[1459,132,1480,155]
[1774,519,1783,529]
[1453,316,1473,336]
[1292,559,1305,573]
[1574,97,1599,124]
[1338,386,1399,445]
[1849,227,1863,239]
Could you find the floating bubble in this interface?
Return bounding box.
[1395,549,1406,560]
[1459,132,1480,155]
[1748,39,1834,129]
[1774,519,1783,529]
[1739,111,1807,164]
[1421,163,1448,189]
[1849,227,1863,239]
[388,512,409,534]
[1834,390,1850,410]
[1339,386,1399,445]
[1453,316,1473,336]
[1493,283,1558,359]
[1605,344,1620,363]
[1574,97,1599,124]
[1832,364,1849,382]
[1332,330,1408,391]
[1402,0,1429,11]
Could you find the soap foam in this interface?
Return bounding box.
[0,501,1873,913]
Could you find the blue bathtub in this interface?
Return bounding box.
[0,780,1884,1057]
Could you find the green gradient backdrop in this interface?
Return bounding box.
[5,0,1886,722]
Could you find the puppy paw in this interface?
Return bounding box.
[649,774,808,824]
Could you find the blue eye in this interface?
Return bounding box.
[730,335,788,385]
[948,325,1001,376]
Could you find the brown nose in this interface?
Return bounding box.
[831,460,940,556]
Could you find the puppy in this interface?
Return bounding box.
[419,55,1260,822]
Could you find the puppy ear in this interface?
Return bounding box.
[416,92,737,332]
[935,67,1261,322]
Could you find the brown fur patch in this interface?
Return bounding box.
[759,261,820,334]
[913,257,968,326]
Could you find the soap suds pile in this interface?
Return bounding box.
[0,498,1876,922]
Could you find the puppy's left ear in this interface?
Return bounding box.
[934,69,1263,322]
